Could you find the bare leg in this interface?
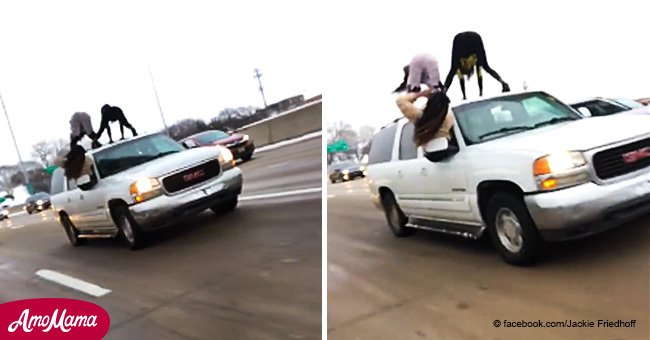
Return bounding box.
[459,74,467,100]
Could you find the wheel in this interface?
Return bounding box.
[381,191,414,237]
[210,196,238,214]
[60,214,87,247]
[330,178,336,184]
[112,205,146,250]
[486,193,542,266]
[241,153,253,161]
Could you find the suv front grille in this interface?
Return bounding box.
[592,137,650,180]
[163,161,221,193]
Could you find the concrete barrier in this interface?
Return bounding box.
[236,99,322,147]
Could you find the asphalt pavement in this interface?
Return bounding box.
[328,179,649,340]
[0,136,322,340]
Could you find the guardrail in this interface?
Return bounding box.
[236,99,322,147]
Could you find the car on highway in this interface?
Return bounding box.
[49,133,243,250]
[24,192,52,214]
[570,97,650,117]
[367,90,650,265]
[328,159,366,183]
[0,204,9,221]
[180,130,255,162]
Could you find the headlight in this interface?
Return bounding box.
[129,178,163,203]
[241,135,249,142]
[36,200,43,205]
[342,169,350,175]
[218,147,236,169]
[533,151,590,190]
[1,209,8,216]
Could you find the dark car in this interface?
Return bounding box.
[25,192,52,214]
[180,130,255,162]
[328,160,367,183]
[570,97,650,117]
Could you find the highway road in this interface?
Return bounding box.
[328,179,649,340]
[0,136,322,340]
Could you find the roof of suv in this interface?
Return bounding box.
[87,132,165,155]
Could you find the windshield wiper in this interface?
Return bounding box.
[533,116,578,128]
[478,126,534,140]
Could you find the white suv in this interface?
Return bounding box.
[50,133,243,249]
[367,91,650,265]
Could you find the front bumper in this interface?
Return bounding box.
[129,167,243,231]
[229,142,255,159]
[525,169,650,241]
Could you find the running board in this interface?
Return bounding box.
[78,232,118,239]
[406,217,485,240]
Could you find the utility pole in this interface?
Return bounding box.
[254,68,268,108]
[0,90,31,192]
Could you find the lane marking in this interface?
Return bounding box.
[36,269,112,297]
[327,195,336,198]
[9,211,26,217]
[240,187,322,201]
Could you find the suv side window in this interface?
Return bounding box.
[399,122,417,160]
[50,168,65,195]
[67,178,78,191]
[368,124,397,164]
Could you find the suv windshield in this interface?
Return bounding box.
[94,134,185,178]
[454,92,581,145]
[194,130,230,144]
[613,98,645,109]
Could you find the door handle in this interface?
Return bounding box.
[66,198,71,203]
[420,168,427,176]
[79,195,84,200]
[397,170,403,178]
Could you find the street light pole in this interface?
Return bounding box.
[146,64,169,134]
[0,90,31,191]
[254,68,268,108]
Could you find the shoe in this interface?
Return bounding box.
[502,83,511,93]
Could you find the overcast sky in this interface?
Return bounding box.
[0,0,322,166]
[325,0,650,132]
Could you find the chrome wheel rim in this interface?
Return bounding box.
[120,215,135,243]
[495,208,524,253]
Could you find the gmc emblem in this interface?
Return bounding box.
[622,147,650,164]
[183,169,205,182]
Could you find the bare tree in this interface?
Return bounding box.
[31,139,69,167]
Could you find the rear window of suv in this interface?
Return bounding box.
[368,124,397,164]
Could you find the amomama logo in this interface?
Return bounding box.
[0,298,110,339]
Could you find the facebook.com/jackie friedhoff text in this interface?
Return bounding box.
[493,319,637,328]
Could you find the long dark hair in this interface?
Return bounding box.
[413,91,451,147]
[64,145,87,179]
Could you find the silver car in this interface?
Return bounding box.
[50,133,243,249]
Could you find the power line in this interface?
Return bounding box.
[254,68,268,108]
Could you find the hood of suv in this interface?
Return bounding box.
[474,114,650,153]
[100,146,222,181]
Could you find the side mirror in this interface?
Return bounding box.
[77,175,96,191]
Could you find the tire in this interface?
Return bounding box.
[210,196,238,214]
[381,191,414,237]
[330,178,336,184]
[112,205,146,250]
[486,192,542,266]
[60,214,87,247]
[241,153,253,161]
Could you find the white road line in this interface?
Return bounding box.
[240,187,322,201]
[10,211,26,217]
[327,195,336,198]
[36,269,112,297]
[9,224,25,229]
